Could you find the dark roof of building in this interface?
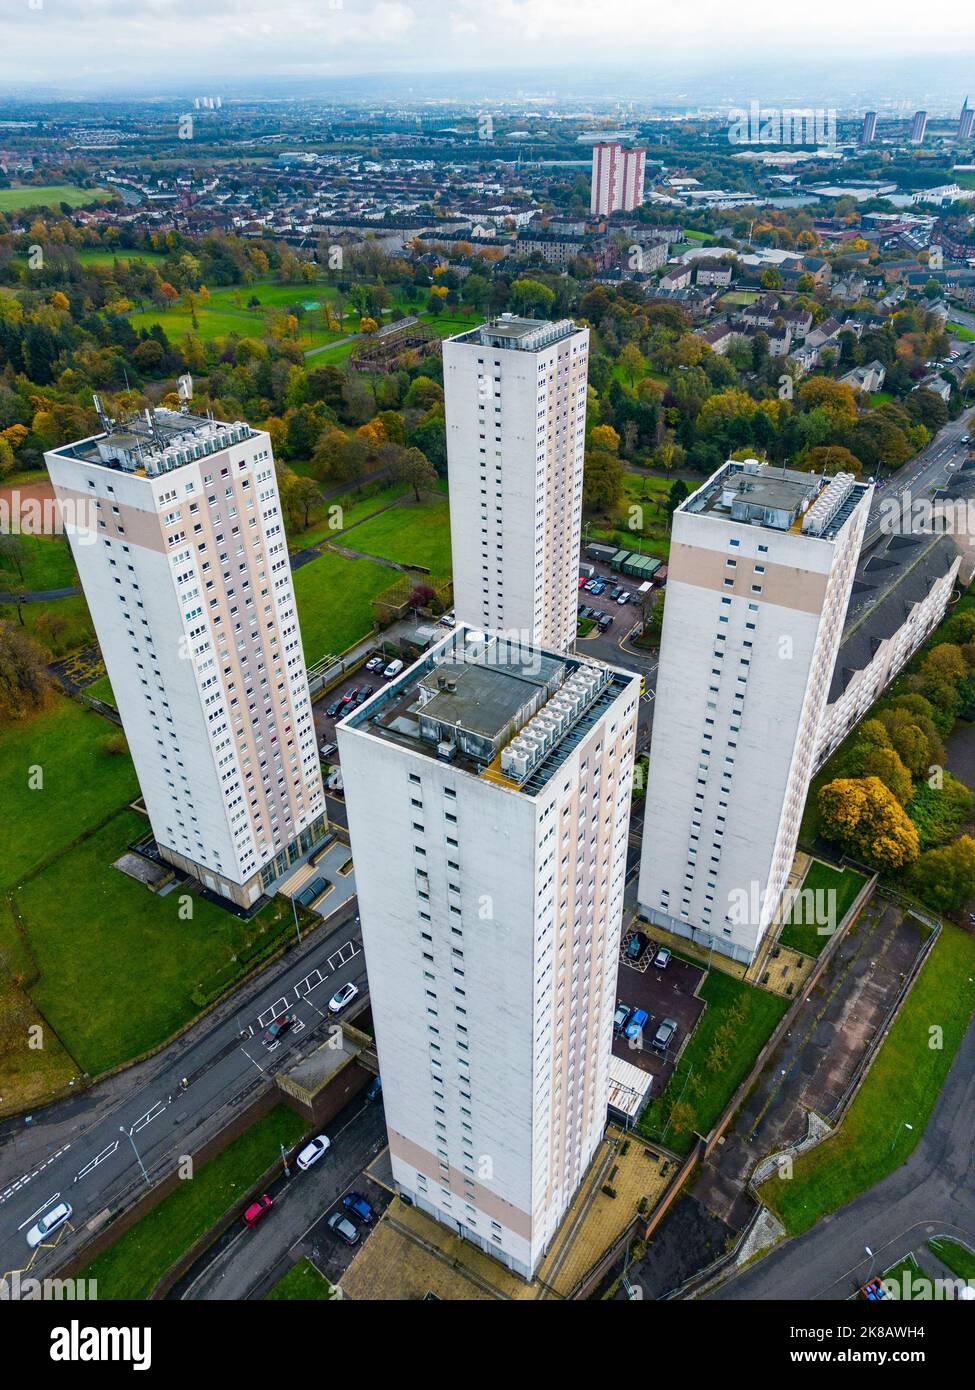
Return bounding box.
[828,529,959,701]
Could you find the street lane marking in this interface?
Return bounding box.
[0,1144,71,1208]
[16,1195,59,1228]
[130,1101,167,1134]
[73,1141,120,1183]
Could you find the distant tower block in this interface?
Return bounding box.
[590,142,646,215]
[959,99,974,141]
[860,111,878,145]
[910,110,928,144]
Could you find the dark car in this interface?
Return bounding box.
[611,585,623,600]
[242,1195,273,1228]
[613,1003,631,1033]
[625,930,650,961]
[598,613,613,630]
[355,686,373,705]
[262,1012,297,1046]
[365,1075,383,1102]
[327,1210,360,1246]
[342,1191,376,1224]
[326,699,344,718]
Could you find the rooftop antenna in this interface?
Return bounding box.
[92,392,113,435]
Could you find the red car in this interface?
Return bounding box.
[262,1012,297,1046]
[578,575,588,588]
[243,1194,273,1228]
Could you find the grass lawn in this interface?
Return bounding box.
[75,248,166,267]
[340,491,451,572]
[0,696,138,893]
[0,592,95,658]
[292,549,392,663]
[0,697,139,1104]
[0,534,77,592]
[305,337,359,365]
[0,184,113,212]
[288,482,409,551]
[127,305,344,350]
[928,1237,975,1282]
[637,968,789,1154]
[266,1256,337,1300]
[948,322,975,342]
[80,1105,306,1299]
[16,808,299,1073]
[577,617,596,637]
[84,672,116,706]
[870,390,894,406]
[759,921,975,1235]
[205,281,341,313]
[777,862,867,957]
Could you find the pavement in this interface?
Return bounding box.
[708,1002,975,1301]
[173,1091,391,1300]
[0,902,367,1279]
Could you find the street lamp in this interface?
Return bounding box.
[121,1123,150,1186]
[888,1121,913,1154]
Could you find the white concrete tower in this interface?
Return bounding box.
[45,407,327,907]
[338,628,639,1278]
[637,460,871,964]
[443,316,589,653]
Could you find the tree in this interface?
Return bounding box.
[0,620,51,721]
[618,342,646,387]
[582,448,624,514]
[909,836,975,913]
[590,423,621,453]
[666,477,689,516]
[509,278,556,318]
[391,446,438,503]
[818,775,919,870]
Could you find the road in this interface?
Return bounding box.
[708,1006,975,1301]
[860,397,974,552]
[0,903,368,1279]
[174,1092,390,1300]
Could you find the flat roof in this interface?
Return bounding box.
[683,459,869,539]
[448,314,582,353]
[51,407,255,478]
[344,628,632,797]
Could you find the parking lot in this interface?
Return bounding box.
[612,931,707,1092]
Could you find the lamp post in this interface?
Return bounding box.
[121,1123,150,1187]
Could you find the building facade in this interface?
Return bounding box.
[860,111,878,144]
[910,110,928,144]
[443,316,589,653]
[637,461,871,963]
[45,407,327,907]
[590,143,646,215]
[338,628,639,1278]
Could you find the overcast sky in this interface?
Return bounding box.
[3,0,974,93]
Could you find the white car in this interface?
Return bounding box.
[26,1201,72,1248]
[438,612,456,628]
[296,1135,332,1170]
[328,981,359,1015]
[383,659,404,679]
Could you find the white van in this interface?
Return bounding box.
[383,658,404,679]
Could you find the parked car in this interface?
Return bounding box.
[242,1195,273,1228]
[578,575,588,589]
[340,687,359,705]
[365,655,384,672]
[365,1074,383,1102]
[342,1191,376,1224]
[262,1012,297,1046]
[584,579,598,592]
[326,699,344,718]
[327,1211,360,1245]
[26,1202,72,1248]
[624,1008,649,1042]
[598,613,613,630]
[296,1135,331,1170]
[617,591,630,605]
[319,741,337,759]
[625,930,650,961]
[579,605,594,620]
[653,946,672,970]
[383,659,404,679]
[653,1017,678,1052]
[354,686,373,705]
[438,612,456,627]
[591,581,606,595]
[328,981,359,1014]
[611,585,623,600]
[613,1003,631,1033]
